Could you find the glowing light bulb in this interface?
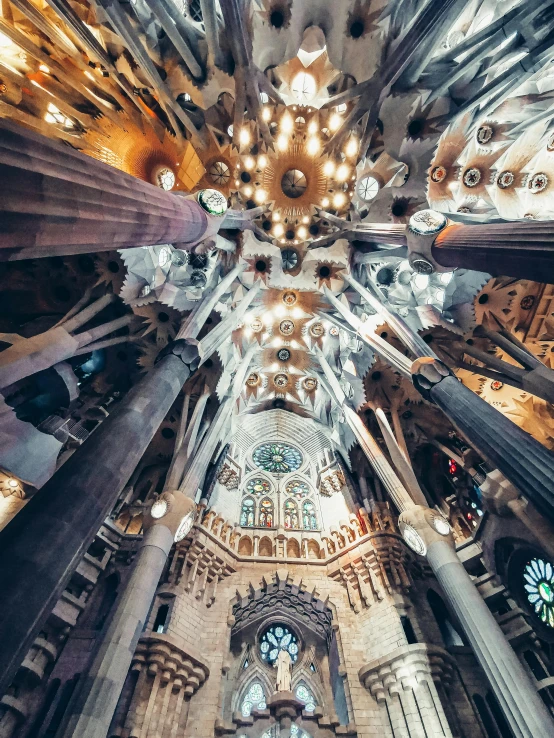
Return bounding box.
[274,223,284,237]
[272,211,281,222]
[323,160,335,177]
[308,120,318,135]
[7,478,18,488]
[39,64,50,73]
[329,113,342,131]
[336,164,349,182]
[307,137,320,156]
[277,134,288,151]
[297,226,308,239]
[243,185,253,197]
[281,113,293,133]
[345,137,358,157]
[244,156,255,170]
[258,154,268,169]
[321,197,330,208]
[262,106,271,122]
[333,192,346,208]
[440,271,453,285]
[275,305,286,317]
[0,32,13,48]
[254,189,267,204]
[302,215,310,224]
[239,127,250,145]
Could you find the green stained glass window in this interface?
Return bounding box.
[302,500,317,530]
[252,443,302,474]
[284,499,299,529]
[295,683,316,712]
[524,557,554,628]
[246,477,271,496]
[240,498,255,527]
[241,681,266,716]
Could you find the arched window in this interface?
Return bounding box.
[245,477,272,497]
[153,604,169,634]
[295,682,316,711]
[285,479,310,499]
[284,499,299,529]
[302,501,317,530]
[240,681,266,716]
[259,498,274,527]
[240,498,255,527]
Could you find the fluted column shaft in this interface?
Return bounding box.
[0,120,208,260]
[427,540,554,738]
[0,344,196,696]
[429,374,554,523]
[433,222,554,283]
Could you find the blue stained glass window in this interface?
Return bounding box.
[259,623,299,664]
[252,443,303,474]
[240,498,255,527]
[524,558,554,628]
[246,477,272,496]
[295,682,316,712]
[302,500,317,530]
[241,681,266,716]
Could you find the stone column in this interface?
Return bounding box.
[0,340,198,697]
[412,358,554,524]
[0,119,224,260]
[399,506,554,738]
[58,495,196,738]
[404,208,554,284]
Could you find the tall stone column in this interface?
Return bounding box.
[404,208,554,284]
[58,495,196,738]
[412,358,554,524]
[0,119,227,260]
[399,506,554,738]
[0,340,198,697]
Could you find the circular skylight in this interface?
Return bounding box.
[357,175,380,201]
[291,72,317,102]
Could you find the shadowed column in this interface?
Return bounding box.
[0,119,208,260]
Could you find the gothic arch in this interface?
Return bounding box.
[259,536,273,557]
[287,538,301,558]
[238,536,253,555]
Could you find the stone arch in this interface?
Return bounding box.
[259,536,273,557]
[287,538,301,558]
[238,536,253,556]
[306,539,321,559]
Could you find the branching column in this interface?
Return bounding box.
[0,119,211,260]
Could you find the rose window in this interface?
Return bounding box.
[156,168,175,191]
[524,558,554,628]
[259,624,299,664]
[253,443,303,474]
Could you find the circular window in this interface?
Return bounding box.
[524,558,554,628]
[156,168,175,191]
[277,348,291,361]
[259,623,299,664]
[285,479,310,499]
[253,442,302,474]
[279,319,295,335]
[462,167,481,188]
[357,175,380,201]
[246,372,260,387]
[208,161,230,186]
[528,173,548,194]
[281,169,308,199]
[497,170,514,189]
[290,72,317,102]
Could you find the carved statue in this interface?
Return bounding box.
[274,648,292,692]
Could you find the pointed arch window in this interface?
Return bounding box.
[240,681,266,716]
[302,500,317,530]
[240,498,255,527]
[295,682,316,711]
[284,499,299,529]
[259,498,274,527]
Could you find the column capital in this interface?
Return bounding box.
[406,209,452,275]
[143,491,197,542]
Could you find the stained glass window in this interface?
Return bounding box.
[259,498,274,527]
[259,623,299,664]
[241,681,267,716]
[240,498,255,527]
[284,499,299,529]
[285,479,310,499]
[302,501,318,530]
[524,558,554,628]
[246,478,271,496]
[252,443,303,474]
[291,724,312,738]
[295,683,316,712]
